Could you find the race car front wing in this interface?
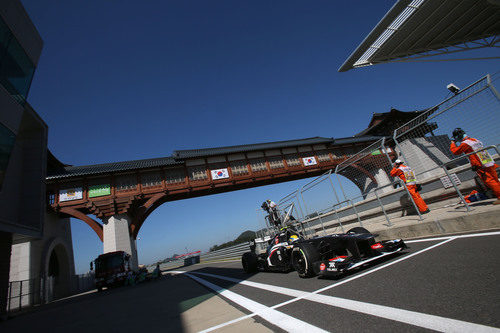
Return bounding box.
[316,239,407,277]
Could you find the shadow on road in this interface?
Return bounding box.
[0,267,258,333]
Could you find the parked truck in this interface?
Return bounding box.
[92,251,132,291]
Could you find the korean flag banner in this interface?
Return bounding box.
[302,156,317,166]
[211,168,229,180]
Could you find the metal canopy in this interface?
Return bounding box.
[339,0,500,72]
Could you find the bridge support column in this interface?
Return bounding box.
[103,215,138,271]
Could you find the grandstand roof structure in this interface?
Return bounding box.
[339,0,500,72]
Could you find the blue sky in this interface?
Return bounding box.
[20,0,499,273]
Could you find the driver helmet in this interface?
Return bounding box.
[394,159,403,166]
[452,128,466,142]
[288,234,299,243]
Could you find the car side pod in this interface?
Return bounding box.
[317,238,407,277]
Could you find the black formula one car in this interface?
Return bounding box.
[241,226,406,278]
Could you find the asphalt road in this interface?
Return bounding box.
[176,231,500,332]
[2,231,500,332]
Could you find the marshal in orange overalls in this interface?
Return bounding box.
[450,137,500,203]
[390,163,429,213]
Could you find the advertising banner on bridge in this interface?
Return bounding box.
[302,156,317,166]
[59,187,83,202]
[88,184,111,198]
[211,168,229,180]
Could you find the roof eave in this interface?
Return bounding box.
[338,0,412,72]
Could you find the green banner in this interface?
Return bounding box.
[371,149,382,155]
[88,184,111,198]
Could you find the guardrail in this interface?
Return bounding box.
[154,242,251,271]
[200,242,250,262]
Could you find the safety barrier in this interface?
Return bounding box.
[393,74,500,214]
[199,242,250,262]
[272,73,500,235]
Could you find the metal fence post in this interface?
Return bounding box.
[333,207,345,233]
[328,173,345,233]
[349,199,363,227]
[327,171,342,205]
[19,281,22,311]
[441,165,471,211]
[8,281,12,313]
[300,185,326,234]
[486,74,500,101]
[334,167,348,202]
[374,187,392,226]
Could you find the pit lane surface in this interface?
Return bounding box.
[175,231,500,332]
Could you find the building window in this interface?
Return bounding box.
[0,18,36,104]
[268,156,284,169]
[317,151,331,162]
[285,155,301,167]
[47,192,55,205]
[188,166,207,181]
[115,174,137,191]
[229,161,248,176]
[165,168,185,184]
[0,123,16,189]
[141,171,162,188]
[249,158,267,172]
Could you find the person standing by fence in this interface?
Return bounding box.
[261,199,280,226]
[390,159,430,214]
[450,128,500,205]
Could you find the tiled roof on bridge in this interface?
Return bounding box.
[46,156,182,180]
[172,137,335,159]
[333,135,385,145]
[46,136,384,181]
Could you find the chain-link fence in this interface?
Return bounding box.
[254,73,500,238]
[393,74,500,211]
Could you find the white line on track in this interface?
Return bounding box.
[192,236,500,332]
[184,273,328,333]
[404,230,500,243]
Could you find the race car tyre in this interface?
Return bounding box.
[292,243,320,278]
[242,252,258,273]
[347,227,371,235]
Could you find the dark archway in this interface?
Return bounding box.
[48,250,59,277]
[46,243,71,299]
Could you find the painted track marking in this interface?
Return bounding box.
[404,230,500,243]
[185,273,328,333]
[192,236,500,332]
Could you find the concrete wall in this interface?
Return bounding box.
[0,102,47,238]
[9,212,75,301]
[0,232,12,318]
[103,214,139,271]
[396,135,466,181]
[0,0,45,316]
